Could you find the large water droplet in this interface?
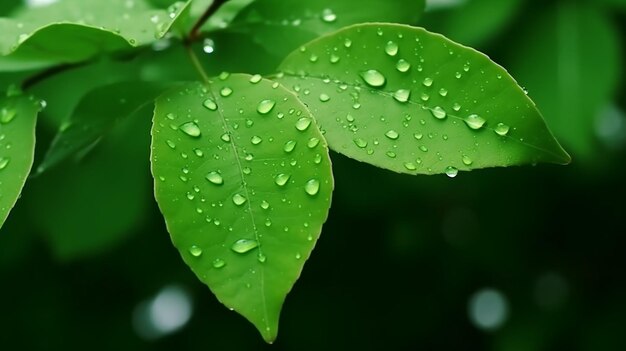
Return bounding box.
[189,245,203,257]
[360,70,386,87]
[304,179,320,196]
[283,140,297,153]
[295,117,312,131]
[274,173,291,186]
[495,123,510,136]
[206,171,224,185]
[231,239,258,254]
[385,130,399,140]
[257,99,276,115]
[396,59,411,72]
[179,122,201,138]
[445,166,459,178]
[393,89,410,103]
[203,98,217,111]
[431,106,447,120]
[232,193,247,206]
[385,41,398,56]
[464,114,486,130]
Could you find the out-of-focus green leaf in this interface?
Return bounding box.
[37,81,171,173]
[508,3,621,160]
[276,23,570,175]
[229,0,425,59]
[193,0,254,32]
[29,104,153,260]
[423,0,522,47]
[0,93,39,227]
[0,0,191,71]
[151,75,333,342]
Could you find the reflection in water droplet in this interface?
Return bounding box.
[495,123,510,136]
[385,41,398,56]
[304,179,320,196]
[232,194,247,206]
[439,88,448,97]
[206,171,224,185]
[344,38,352,47]
[257,99,276,115]
[179,122,201,138]
[231,239,258,253]
[257,253,267,263]
[445,166,459,178]
[465,114,486,130]
[189,245,202,257]
[275,173,291,186]
[359,70,386,87]
[453,103,461,112]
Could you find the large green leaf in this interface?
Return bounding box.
[37,81,171,173]
[151,75,333,342]
[228,0,425,59]
[0,0,191,71]
[276,23,570,175]
[0,93,40,227]
[508,3,621,160]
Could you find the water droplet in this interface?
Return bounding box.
[353,138,368,148]
[419,145,429,152]
[360,70,386,87]
[256,99,276,115]
[231,239,258,254]
[220,87,233,97]
[249,74,262,84]
[307,137,320,148]
[495,123,510,136]
[439,88,448,97]
[166,140,176,149]
[251,136,262,145]
[319,93,330,102]
[283,140,297,153]
[393,89,410,103]
[212,258,225,268]
[221,133,231,142]
[422,77,433,87]
[455,72,462,79]
[344,38,352,48]
[275,173,291,186]
[0,157,10,170]
[295,117,312,131]
[386,151,396,158]
[420,93,430,102]
[189,245,203,257]
[0,108,16,124]
[203,98,217,111]
[330,54,340,63]
[304,179,320,196]
[464,114,486,130]
[261,200,270,210]
[385,130,399,140]
[295,253,302,260]
[309,54,318,62]
[445,166,459,178]
[404,162,417,171]
[431,106,447,120]
[414,133,423,140]
[396,59,411,72]
[232,193,247,206]
[179,122,201,138]
[194,148,204,157]
[462,155,473,165]
[202,38,215,53]
[385,41,398,56]
[258,253,267,262]
[321,8,337,22]
[206,171,223,185]
[453,103,461,112]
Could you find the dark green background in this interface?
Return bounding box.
[2,0,626,349]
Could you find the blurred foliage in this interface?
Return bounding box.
[1,0,626,350]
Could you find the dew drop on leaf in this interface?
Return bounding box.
[495,123,510,136]
[179,122,201,138]
[203,98,217,111]
[359,69,386,87]
[189,245,203,257]
[445,166,459,178]
[385,41,399,56]
[0,157,10,170]
[283,140,297,153]
[212,258,226,268]
[206,171,224,185]
[304,179,320,196]
[396,59,411,72]
[385,130,399,140]
[274,173,291,186]
[231,239,259,254]
[295,117,312,131]
[257,99,276,115]
[464,114,486,129]
[232,193,247,206]
[431,106,447,120]
[393,89,410,103]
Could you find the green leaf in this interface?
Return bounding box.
[37,81,171,173]
[229,0,425,59]
[0,0,191,71]
[28,102,153,260]
[192,0,255,32]
[151,75,333,342]
[276,23,570,175]
[0,93,40,228]
[507,3,621,160]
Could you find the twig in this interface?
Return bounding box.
[187,0,229,43]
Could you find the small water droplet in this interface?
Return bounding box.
[307,137,320,148]
[295,253,302,260]
[0,108,16,124]
[385,130,399,140]
[419,145,429,152]
[404,162,417,171]
[206,171,224,185]
[258,253,267,262]
[275,173,291,186]
[203,98,217,111]
[319,93,330,102]
[295,117,312,131]
[330,54,340,63]
[393,89,410,103]
[189,245,203,257]
[232,194,247,206]
[453,103,461,112]
[422,77,433,87]
[439,88,448,97]
[413,133,423,140]
[194,148,204,157]
[220,87,233,97]
[256,99,276,115]
[212,258,226,268]
[251,136,262,145]
[431,106,447,120]
[179,122,201,138]
[249,74,262,83]
[309,54,318,62]
[445,166,459,178]
[261,200,270,210]
[321,8,337,22]
[221,133,231,142]
[304,179,320,196]
[283,140,297,153]
[360,70,386,87]
[166,140,176,149]
[495,123,510,136]
[202,38,215,53]
[462,155,473,165]
[386,151,396,158]
[344,38,352,48]
[396,59,411,72]
[464,114,486,130]
[353,138,368,148]
[385,41,398,56]
[0,157,10,170]
[231,239,258,253]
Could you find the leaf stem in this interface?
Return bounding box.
[187,0,229,43]
[185,45,210,84]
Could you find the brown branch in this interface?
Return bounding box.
[187,0,229,43]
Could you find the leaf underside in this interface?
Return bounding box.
[151,74,333,342]
[276,23,570,175]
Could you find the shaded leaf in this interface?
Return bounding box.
[0,0,191,71]
[276,23,570,175]
[0,93,39,227]
[151,75,333,342]
[37,81,172,173]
